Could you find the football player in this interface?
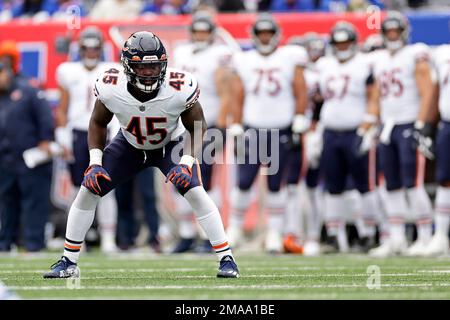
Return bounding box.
[420,43,450,256]
[315,21,379,253]
[227,13,309,253]
[170,11,234,253]
[369,12,434,257]
[54,26,119,253]
[43,31,239,278]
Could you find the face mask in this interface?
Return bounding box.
[193,41,209,51]
[335,48,354,61]
[83,58,99,68]
[386,40,403,51]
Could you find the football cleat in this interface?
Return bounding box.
[303,240,321,256]
[405,239,430,257]
[171,238,196,253]
[195,240,213,254]
[423,234,449,257]
[217,255,240,278]
[283,234,304,254]
[368,239,407,258]
[43,256,80,279]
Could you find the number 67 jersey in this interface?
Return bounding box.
[94,67,200,150]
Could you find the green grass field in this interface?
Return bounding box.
[1,252,450,300]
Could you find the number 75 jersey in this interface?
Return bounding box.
[232,45,308,129]
[94,67,200,150]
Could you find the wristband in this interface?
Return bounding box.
[89,148,103,166]
[179,155,195,168]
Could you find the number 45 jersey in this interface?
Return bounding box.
[232,45,308,129]
[373,43,431,124]
[94,67,200,150]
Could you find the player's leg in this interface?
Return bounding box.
[19,163,52,252]
[424,121,450,256]
[114,178,137,250]
[369,128,408,257]
[0,171,20,251]
[282,141,304,254]
[43,132,146,278]
[321,130,349,253]
[399,125,433,256]
[227,131,261,248]
[345,140,378,253]
[303,166,323,256]
[155,140,238,277]
[137,168,161,252]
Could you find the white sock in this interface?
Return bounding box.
[266,189,286,235]
[356,191,378,238]
[97,190,117,244]
[184,187,232,261]
[406,187,433,242]
[284,184,302,238]
[325,193,348,252]
[305,187,321,241]
[173,191,197,239]
[385,190,408,244]
[435,186,450,236]
[229,188,251,230]
[63,187,100,263]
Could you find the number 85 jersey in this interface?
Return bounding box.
[94,67,200,150]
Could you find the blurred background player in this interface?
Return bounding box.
[315,21,379,253]
[54,26,119,253]
[420,43,450,256]
[114,167,161,252]
[0,46,54,252]
[227,13,308,253]
[369,11,434,257]
[289,32,326,256]
[171,11,233,253]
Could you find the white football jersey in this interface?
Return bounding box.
[173,43,233,126]
[232,45,308,129]
[94,67,200,150]
[317,53,373,130]
[56,61,121,131]
[373,43,431,124]
[432,44,450,121]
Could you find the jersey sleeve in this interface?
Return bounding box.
[215,45,234,68]
[55,63,70,90]
[93,70,116,112]
[285,45,308,68]
[413,43,431,63]
[177,71,200,110]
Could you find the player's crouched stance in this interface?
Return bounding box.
[43,31,239,279]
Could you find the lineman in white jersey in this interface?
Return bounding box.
[44,31,239,278]
[369,12,434,257]
[315,22,379,253]
[419,44,450,256]
[227,14,309,253]
[171,12,234,253]
[55,26,119,253]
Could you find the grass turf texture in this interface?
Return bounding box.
[1,252,449,299]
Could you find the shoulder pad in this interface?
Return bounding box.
[167,69,200,109]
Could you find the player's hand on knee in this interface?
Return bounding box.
[166,155,194,188]
[82,165,111,195]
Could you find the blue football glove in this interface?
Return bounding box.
[82,164,111,195]
[166,164,192,188]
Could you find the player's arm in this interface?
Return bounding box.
[166,101,207,188]
[215,66,232,129]
[229,71,245,136]
[180,101,207,159]
[56,85,69,127]
[415,59,434,124]
[292,65,309,134]
[88,98,114,154]
[426,82,440,124]
[82,98,113,195]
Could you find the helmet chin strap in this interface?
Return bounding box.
[193,41,210,52]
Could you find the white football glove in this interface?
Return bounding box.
[305,130,323,169]
[55,126,72,151]
[292,114,310,134]
[356,126,379,156]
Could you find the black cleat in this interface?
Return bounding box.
[217,255,240,278]
[43,256,80,279]
[171,238,196,253]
